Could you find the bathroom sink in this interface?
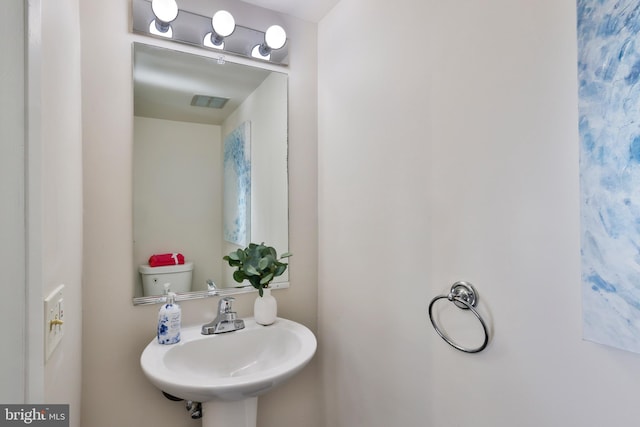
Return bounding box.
[140,317,317,403]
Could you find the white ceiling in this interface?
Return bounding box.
[241,0,339,23]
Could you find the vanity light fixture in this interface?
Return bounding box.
[149,0,178,38]
[132,0,290,65]
[204,10,235,49]
[251,25,287,61]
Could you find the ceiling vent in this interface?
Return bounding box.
[190,95,229,109]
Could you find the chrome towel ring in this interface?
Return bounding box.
[428,281,489,353]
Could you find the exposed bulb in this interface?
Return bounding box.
[151,0,178,24]
[265,25,286,50]
[212,10,235,37]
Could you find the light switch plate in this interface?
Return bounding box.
[44,284,65,361]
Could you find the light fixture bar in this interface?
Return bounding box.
[132,0,289,65]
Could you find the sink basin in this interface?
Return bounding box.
[140,317,317,403]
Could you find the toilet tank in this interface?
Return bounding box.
[139,262,193,296]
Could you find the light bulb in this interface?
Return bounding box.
[151,0,178,24]
[265,25,286,50]
[212,10,235,38]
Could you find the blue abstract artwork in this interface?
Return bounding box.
[223,122,251,246]
[578,0,640,353]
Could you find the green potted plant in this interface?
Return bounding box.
[223,243,292,325]
[223,242,292,295]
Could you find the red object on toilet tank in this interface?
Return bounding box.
[148,253,185,267]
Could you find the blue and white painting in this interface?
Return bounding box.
[223,121,251,246]
[578,0,640,353]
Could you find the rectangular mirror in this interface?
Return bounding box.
[132,42,289,300]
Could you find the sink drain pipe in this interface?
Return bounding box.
[186,401,203,419]
[161,391,203,419]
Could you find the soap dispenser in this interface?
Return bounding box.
[157,283,181,345]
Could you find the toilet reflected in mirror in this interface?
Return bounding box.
[139,262,193,297]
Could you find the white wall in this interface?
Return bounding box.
[41,0,84,422]
[133,117,222,294]
[318,0,640,426]
[81,1,319,426]
[0,0,26,403]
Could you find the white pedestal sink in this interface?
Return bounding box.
[140,317,317,427]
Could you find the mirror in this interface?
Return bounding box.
[132,42,288,301]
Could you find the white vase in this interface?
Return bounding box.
[254,288,277,325]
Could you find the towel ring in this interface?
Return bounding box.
[428,281,489,353]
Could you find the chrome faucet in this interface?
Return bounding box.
[201,297,245,335]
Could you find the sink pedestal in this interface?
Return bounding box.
[202,397,257,427]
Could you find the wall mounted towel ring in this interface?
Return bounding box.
[428,281,489,353]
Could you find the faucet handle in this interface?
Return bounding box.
[217,297,235,314]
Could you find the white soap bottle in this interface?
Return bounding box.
[157,283,181,345]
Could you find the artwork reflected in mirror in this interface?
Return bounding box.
[132,43,288,299]
[223,121,251,247]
